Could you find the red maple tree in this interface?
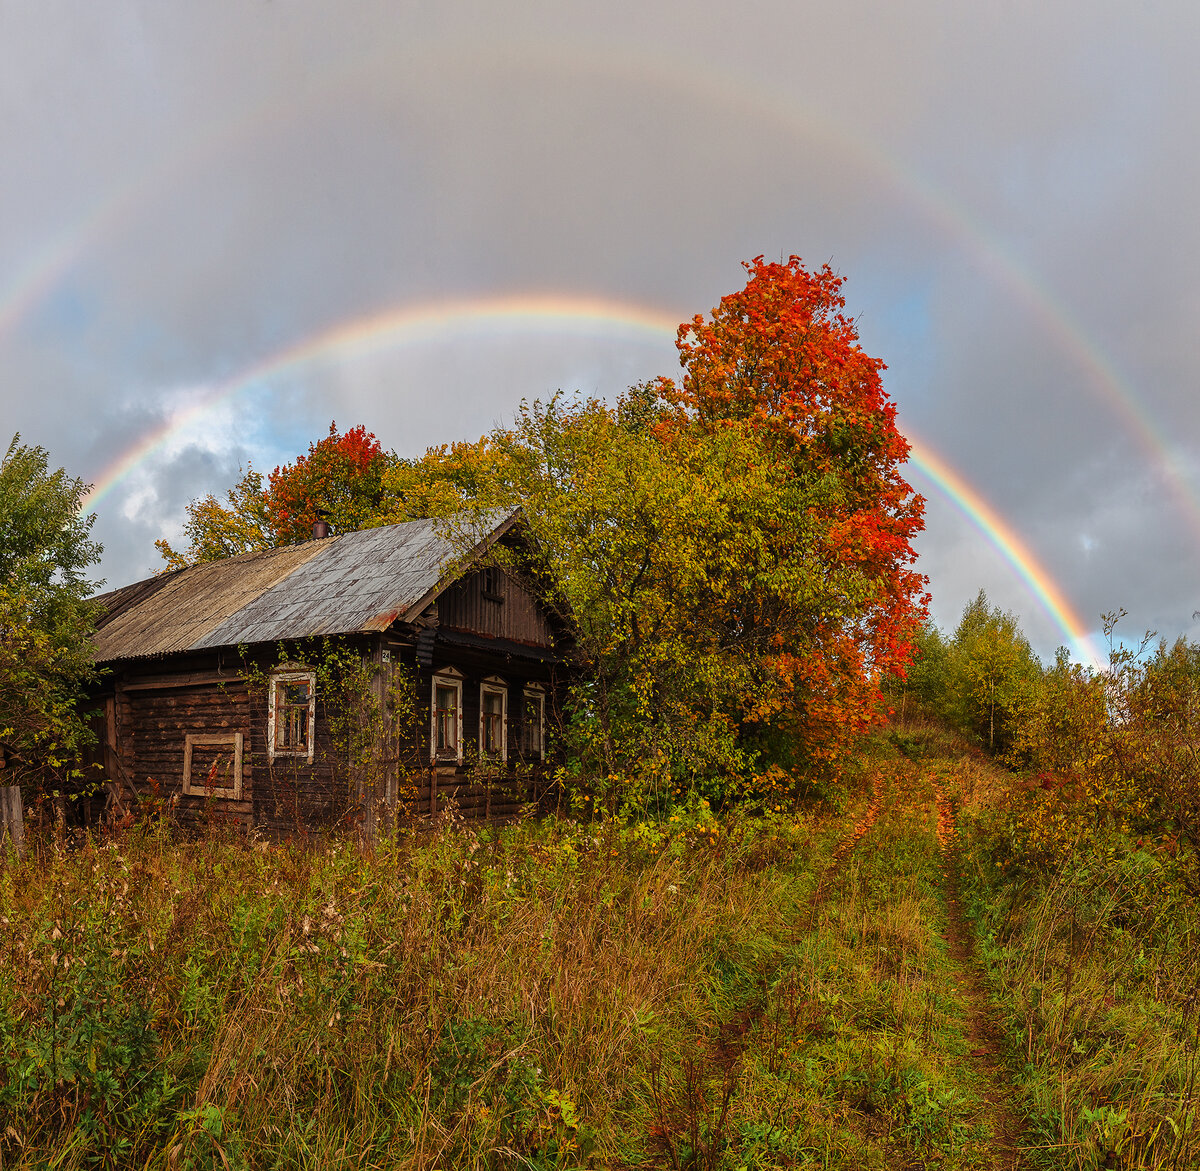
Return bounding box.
[266,422,389,543]
[669,255,927,766]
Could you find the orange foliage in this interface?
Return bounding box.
[266,422,389,543]
[667,256,927,767]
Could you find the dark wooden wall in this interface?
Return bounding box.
[108,651,350,835]
[438,570,555,646]
[115,671,255,829]
[403,647,561,822]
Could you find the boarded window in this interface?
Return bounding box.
[183,732,244,799]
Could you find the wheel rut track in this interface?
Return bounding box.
[932,777,1026,1171]
[647,772,885,1167]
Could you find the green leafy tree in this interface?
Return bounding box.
[490,371,920,806]
[889,620,953,722]
[0,435,102,791]
[155,464,271,570]
[949,589,1042,754]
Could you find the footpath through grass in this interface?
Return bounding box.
[664,759,1020,1171]
[911,723,1200,1171]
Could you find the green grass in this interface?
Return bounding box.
[0,808,843,1169]
[929,732,1200,1170]
[7,727,1200,1169]
[676,760,1003,1170]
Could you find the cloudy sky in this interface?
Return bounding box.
[3,1,1198,666]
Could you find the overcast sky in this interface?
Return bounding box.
[3,1,1198,665]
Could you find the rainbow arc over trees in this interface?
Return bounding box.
[4,43,1193,537]
[80,295,1106,668]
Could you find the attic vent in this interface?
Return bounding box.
[481,566,504,602]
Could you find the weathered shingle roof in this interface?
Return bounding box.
[91,512,518,663]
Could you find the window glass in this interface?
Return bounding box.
[481,687,505,757]
[435,684,459,756]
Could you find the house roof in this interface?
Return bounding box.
[91,511,520,663]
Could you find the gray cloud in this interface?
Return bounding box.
[3,0,1198,662]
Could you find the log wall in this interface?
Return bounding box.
[103,630,566,836]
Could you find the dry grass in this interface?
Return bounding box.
[0,809,840,1169]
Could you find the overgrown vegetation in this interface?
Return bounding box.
[1,805,846,1168]
[0,434,102,797]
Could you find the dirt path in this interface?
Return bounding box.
[932,778,1026,1171]
[806,767,882,915]
[647,771,889,1168]
[654,768,1031,1170]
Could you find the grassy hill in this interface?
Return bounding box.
[2,726,1198,1169]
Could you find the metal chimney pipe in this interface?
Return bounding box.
[312,519,330,540]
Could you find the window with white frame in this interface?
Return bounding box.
[523,686,546,759]
[431,669,463,763]
[268,670,316,762]
[479,677,507,761]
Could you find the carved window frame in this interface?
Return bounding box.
[523,685,546,760]
[431,668,464,764]
[267,669,316,762]
[479,677,508,762]
[183,732,244,799]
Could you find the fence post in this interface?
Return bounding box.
[1,785,25,860]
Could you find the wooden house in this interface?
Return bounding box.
[87,511,568,835]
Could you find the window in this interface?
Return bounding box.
[183,732,244,799]
[480,678,507,760]
[524,686,546,759]
[268,671,315,762]
[480,565,504,602]
[431,670,463,763]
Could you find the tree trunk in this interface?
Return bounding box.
[2,785,26,859]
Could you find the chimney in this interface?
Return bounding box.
[312,519,330,540]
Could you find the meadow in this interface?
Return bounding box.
[2,728,1198,1170]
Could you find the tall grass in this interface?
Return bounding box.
[0,808,839,1169]
[703,758,1002,1171]
[945,744,1200,1170]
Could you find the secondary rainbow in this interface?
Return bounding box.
[81,295,1103,666]
[7,42,1198,544]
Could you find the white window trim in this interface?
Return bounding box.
[479,676,508,762]
[524,685,546,760]
[431,668,464,764]
[183,732,244,799]
[267,670,316,763]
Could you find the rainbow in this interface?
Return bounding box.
[903,432,1106,670]
[80,294,1104,667]
[81,294,677,510]
[4,43,1197,546]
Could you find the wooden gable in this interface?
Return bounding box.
[436,568,556,647]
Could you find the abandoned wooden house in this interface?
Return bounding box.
[86,510,568,834]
